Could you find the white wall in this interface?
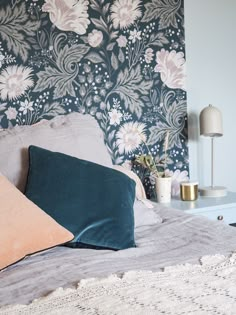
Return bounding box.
[184,0,236,192]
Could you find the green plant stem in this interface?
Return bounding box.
[141,141,161,178]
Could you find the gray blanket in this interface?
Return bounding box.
[1,202,236,306]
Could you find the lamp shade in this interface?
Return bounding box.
[199,104,223,137]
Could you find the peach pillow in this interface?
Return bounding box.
[0,175,74,270]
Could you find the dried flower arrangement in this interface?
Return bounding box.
[133,131,170,178]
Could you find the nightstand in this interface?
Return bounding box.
[161,191,236,225]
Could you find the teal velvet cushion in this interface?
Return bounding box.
[25,146,136,250]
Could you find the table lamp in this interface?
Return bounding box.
[199,104,227,197]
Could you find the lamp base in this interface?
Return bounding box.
[199,186,227,197]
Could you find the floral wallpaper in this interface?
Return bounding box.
[0,0,189,197]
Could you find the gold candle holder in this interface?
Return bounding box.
[180,182,198,201]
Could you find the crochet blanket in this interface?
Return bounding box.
[1,252,236,315]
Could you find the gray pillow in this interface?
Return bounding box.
[0,113,112,192]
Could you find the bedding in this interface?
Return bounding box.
[25,145,136,250]
[1,202,236,309]
[2,253,236,314]
[1,112,236,314]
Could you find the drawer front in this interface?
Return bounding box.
[196,207,236,224]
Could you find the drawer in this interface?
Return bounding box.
[193,206,236,224]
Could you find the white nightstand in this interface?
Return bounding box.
[161,191,236,225]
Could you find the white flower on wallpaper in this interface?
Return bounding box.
[42,0,90,35]
[111,0,142,29]
[129,29,142,43]
[165,169,189,196]
[19,100,34,115]
[116,35,128,47]
[144,48,154,64]
[116,121,146,154]
[109,109,123,126]
[0,65,34,101]
[4,107,17,120]
[154,49,186,90]
[88,30,103,47]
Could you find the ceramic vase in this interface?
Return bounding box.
[155,177,172,203]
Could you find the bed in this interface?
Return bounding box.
[1,113,236,314]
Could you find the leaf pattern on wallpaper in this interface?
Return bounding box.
[90,0,118,41]
[0,102,7,126]
[40,101,66,117]
[84,52,104,64]
[111,52,119,70]
[34,44,89,99]
[118,49,125,63]
[142,0,182,29]
[0,3,40,62]
[149,32,169,47]
[105,127,124,165]
[111,65,152,118]
[148,98,187,149]
[91,17,110,35]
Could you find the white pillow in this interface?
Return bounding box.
[0,113,112,192]
[112,165,147,200]
[112,165,163,227]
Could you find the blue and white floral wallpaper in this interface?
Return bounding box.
[0,0,189,197]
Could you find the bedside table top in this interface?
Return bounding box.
[162,191,236,214]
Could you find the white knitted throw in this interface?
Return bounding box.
[2,252,236,315]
